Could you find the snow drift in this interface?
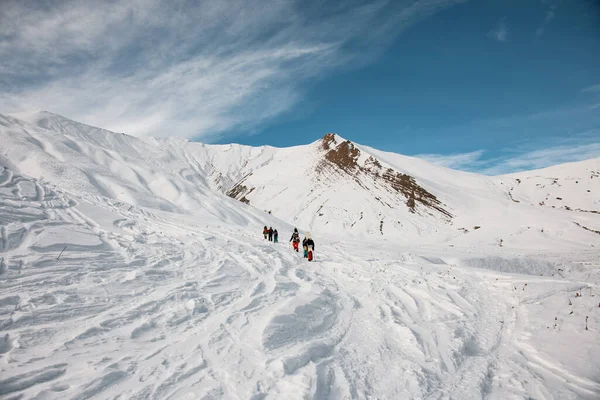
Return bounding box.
[0,111,598,399]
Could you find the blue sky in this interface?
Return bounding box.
[1,0,599,174]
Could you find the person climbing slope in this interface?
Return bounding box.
[289,228,300,252]
[268,227,274,241]
[305,232,315,261]
[263,226,268,239]
[273,229,278,243]
[302,236,308,258]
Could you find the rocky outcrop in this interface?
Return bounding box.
[317,134,452,219]
[227,173,254,204]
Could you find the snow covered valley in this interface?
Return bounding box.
[0,112,599,399]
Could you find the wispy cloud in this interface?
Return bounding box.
[536,3,557,37]
[415,150,486,170]
[415,99,600,175]
[488,18,508,42]
[416,137,600,175]
[582,84,600,93]
[0,0,464,139]
[480,141,600,175]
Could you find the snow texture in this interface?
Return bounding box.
[0,111,598,399]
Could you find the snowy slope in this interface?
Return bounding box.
[1,112,279,222]
[7,110,281,194]
[500,158,600,213]
[228,133,600,249]
[1,165,598,399]
[1,112,599,398]
[227,134,456,242]
[3,112,600,250]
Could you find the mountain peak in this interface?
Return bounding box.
[321,133,337,149]
[10,110,86,129]
[8,110,134,140]
[321,138,361,173]
[314,137,453,219]
[320,132,349,150]
[228,128,454,228]
[11,110,64,119]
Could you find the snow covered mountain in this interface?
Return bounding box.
[225,131,600,248]
[1,111,599,399]
[1,111,277,222]
[3,111,599,249]
[226,133,454,239]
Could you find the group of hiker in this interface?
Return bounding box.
[263,226,279,242]
[262,226,315,261]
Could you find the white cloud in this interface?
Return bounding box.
[416,141,600,175]
[488,19,508,42]
[480,142,600,175]
[0,0,464,139]
[582,84,600,93]
[415,150,486,170]
[536,4,557,37]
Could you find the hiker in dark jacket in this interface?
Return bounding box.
[268,227,274,241]
[273,229,279,243]
[302,237,308,258]
[305,233,315,261]
[305,237,314,251]
[290,228,300,252]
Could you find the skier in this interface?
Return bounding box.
[263,226,268,239]
[289,228,300,252]
[268,227,274,242]
[302,236,308,258]
[273,229,279,243]
[305,232,315,261]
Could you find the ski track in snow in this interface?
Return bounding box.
[0,172,599,399]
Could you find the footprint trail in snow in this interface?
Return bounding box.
[0,171,598,399]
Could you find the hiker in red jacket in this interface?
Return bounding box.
[263,226,268,239]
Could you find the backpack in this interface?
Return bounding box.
[307,250,313,261]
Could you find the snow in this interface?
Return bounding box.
[0,112,599,399]
[225,133,600,250]
[500,158,600,213]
